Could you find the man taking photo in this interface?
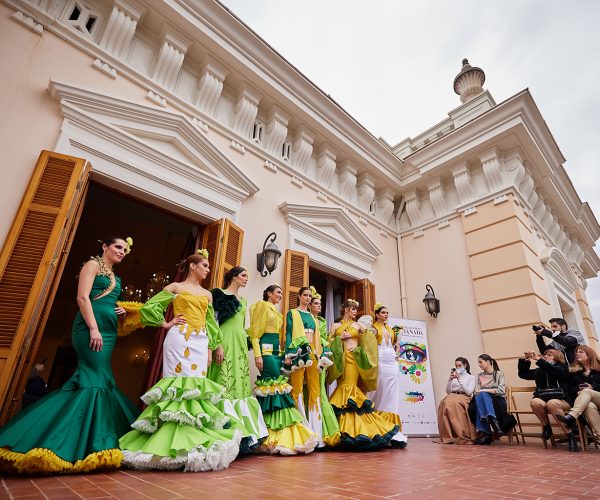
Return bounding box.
[532,318,585,364]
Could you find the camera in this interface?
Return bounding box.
[450,368,456,372]
[531,325,543,332]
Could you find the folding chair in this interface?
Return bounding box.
[506,385,549,447]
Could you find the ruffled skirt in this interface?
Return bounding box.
[119,377,242,472]
[254,376,318,455]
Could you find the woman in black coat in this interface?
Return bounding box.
[517,349,575,450]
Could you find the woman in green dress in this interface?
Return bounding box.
[119,251,243,472]
[249,285,318,454]
[308,288,340,448]
[0,236,139,474]
[208,266,267,451]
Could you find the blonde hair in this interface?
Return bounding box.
[571,345,600,371]
[544,348,565,364]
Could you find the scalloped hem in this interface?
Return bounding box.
[338,425,400,451]
[0,447,121,475]
[141,377,225,405]
[121,431,241,472]
[261,424,318,455]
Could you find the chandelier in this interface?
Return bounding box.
[121,282,143,301]
[145,267,170,299]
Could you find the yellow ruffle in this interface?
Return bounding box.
[0,447,122,474]
[377,411,403,431]
[323,431,341,448]
[116,300,144,337]
[337,411,396,440]
[261,423,318,455]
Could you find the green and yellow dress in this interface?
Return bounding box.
[208,289,267,450]
[328,321,399,449]
[249,300,317,454]
[0,272,139,474]
[315,315,341,447]
[118,290,242,472]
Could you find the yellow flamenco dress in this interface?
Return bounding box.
[327,322,400,450]
[249,300,318,454]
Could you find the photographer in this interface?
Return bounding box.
[532,318,585,364]
[517,350,576,451]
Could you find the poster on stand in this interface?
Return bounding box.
[388,317,438,436]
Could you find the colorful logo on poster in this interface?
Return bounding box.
[404,391,425,403]
[397,341,428,384]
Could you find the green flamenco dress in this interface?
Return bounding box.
[207,289,267,450]
[249,300,317,454]
[0,272,139,474]
[119,291,243,472]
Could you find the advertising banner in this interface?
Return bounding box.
[388,317,438,436]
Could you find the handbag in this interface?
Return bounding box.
[537,373,566,402]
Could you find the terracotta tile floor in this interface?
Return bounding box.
[1,438,599,500]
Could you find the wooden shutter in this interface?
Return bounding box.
[201,220,223,289]
[201,219,244,289]
[345,278,376,317]
[282,249,309,319]
[0,151,90,421]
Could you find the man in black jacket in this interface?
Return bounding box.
[533,318,585,364]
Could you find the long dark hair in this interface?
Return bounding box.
[263,284,281,301]
[478,354,500,372]
[455,357,471,374]
[223,266,246,288]
[178,253,208,280]
[298,286,311,297]
[99,235,126,255]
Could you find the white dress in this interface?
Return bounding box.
[367,323,408,445]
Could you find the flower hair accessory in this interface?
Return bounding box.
[197,248,209,259]
[125,237,133,255]
[374,302,384,311]
[347,298,359,307]
[309,285,321,300]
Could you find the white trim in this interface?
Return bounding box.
[279,203,382,279]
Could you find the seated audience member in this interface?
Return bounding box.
[436,357,476,444]
[532,318,585,364]
[469,354,516,445]
[557,345,600,444]
[517,349,576,450]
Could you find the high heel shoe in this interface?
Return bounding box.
[556,413,578,433]
[567,432,579,452]
[474,434,493,445]
[541,423,553,441]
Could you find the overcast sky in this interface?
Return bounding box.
[221,0,600,329]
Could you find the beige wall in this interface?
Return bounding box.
[400,216,484,405]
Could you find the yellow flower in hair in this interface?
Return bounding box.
[125,237,133,254]
[197,248,209,259]
[309,285,321,300]
[348,298,359,307]
[374,302,384,311]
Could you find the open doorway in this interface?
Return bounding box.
[33,183,201,405]
[309,266,350,327]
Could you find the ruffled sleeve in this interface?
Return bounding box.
[206,303,222,350]
[248,301,268,358]
[116,300,144,336]
[140,290,174,327]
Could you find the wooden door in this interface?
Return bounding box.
[282,249,309,320]
[0,151,90,422]
[201,219,244,289]
[344,278,376,317]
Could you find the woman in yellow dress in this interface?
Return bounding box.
[328,299,401,449]
[248,285,317,454]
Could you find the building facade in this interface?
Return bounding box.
[0,0,598,423]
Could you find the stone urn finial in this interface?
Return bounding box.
[453,58,485,103]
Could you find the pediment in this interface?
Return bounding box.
[540,247,578,292]
[280,203,382,278]
[48,80,259,199]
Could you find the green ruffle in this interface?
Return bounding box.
[141,377,225,405]
[256,393,295,413]
[338,425,400,451]
[286,336,310,350]
[262,407,305,431]
[332,397,375,416]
